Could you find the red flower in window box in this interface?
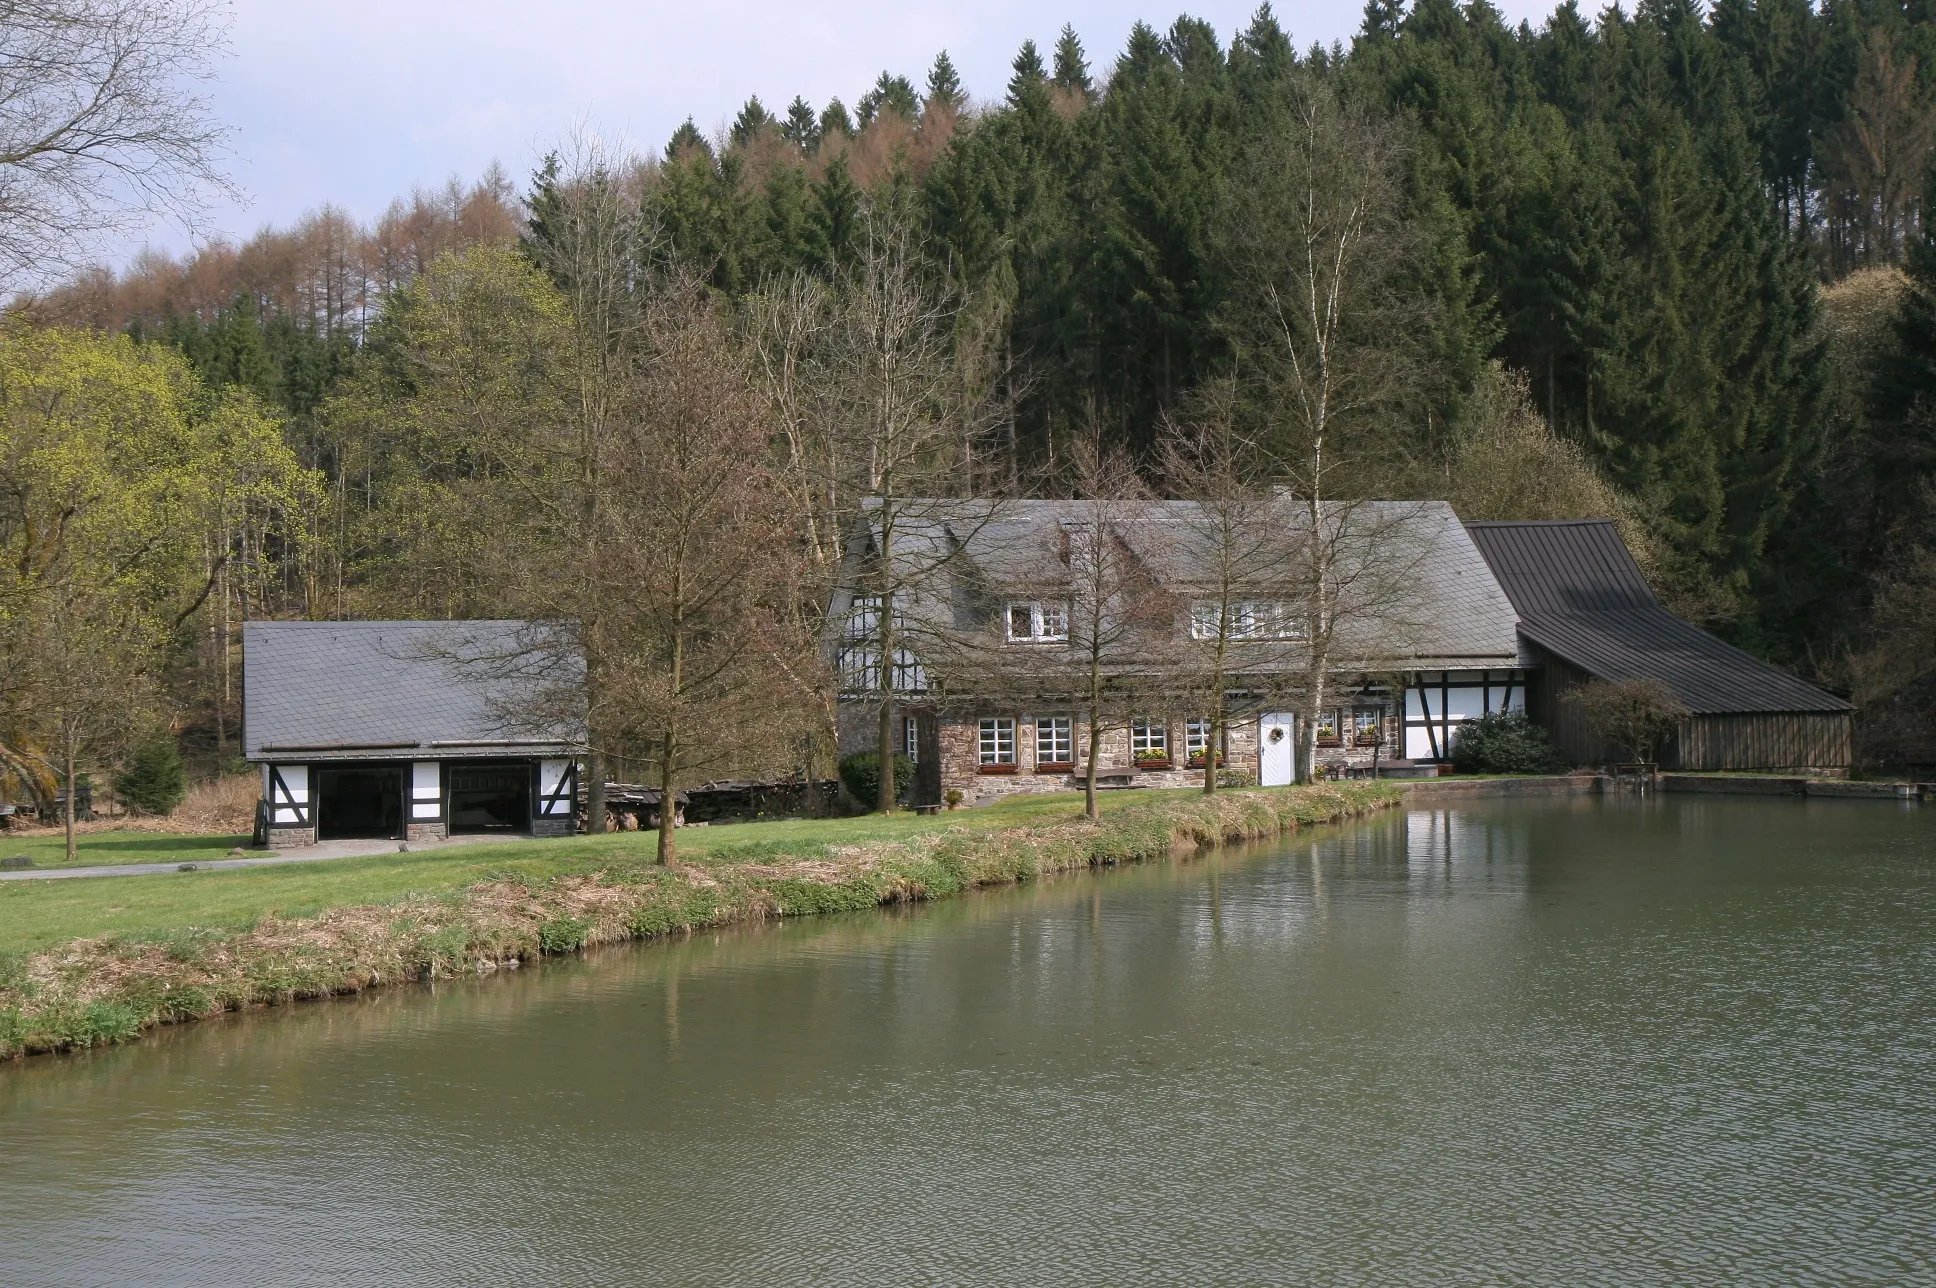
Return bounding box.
[977,762,1019,775]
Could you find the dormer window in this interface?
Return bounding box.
[1189,600,1306,641]
[1007,600,1068,643]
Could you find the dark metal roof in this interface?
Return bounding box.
[1465,520,1850,715]
[243,621,586,761]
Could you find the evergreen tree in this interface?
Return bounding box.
[1053,25,1093,97]
[927,51,965,108]
[1008,39,1049,105]
[819,98,854,141]
[781,96,820,151]
[857,73,920,125]
[731,96,774,148]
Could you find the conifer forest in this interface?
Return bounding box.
[10,0,1936,795]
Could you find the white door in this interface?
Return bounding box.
[1260,713,1296,787]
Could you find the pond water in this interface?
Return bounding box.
[2,796,1932,1286]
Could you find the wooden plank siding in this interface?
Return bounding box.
[1523,642,1852,772]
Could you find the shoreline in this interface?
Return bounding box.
[1,783,1402,1063]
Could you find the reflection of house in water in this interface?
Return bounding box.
[243,621,584,847]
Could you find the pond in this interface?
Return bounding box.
[2,795,1931,1286]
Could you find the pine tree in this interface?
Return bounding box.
[731,96,774,148]
[1053,25,1092,97]
[857,73,919,125]
[1008,39,1048,105]
[781,96,820,152]
[819,98,854,141]
[666,118,709,161]
[927,51,965,108]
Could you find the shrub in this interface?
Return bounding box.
[838,750,915,810]
[1569,677,1689,764]
[1450,711,1570,774]
[115,737,187,815]
[537,916,590,954]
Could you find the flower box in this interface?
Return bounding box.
[1185,753,1226,769]
[1133,758,1173,771]
[1354,733,1384,747]
[977,762,1018,775]
[1035,762,1076,774]
[1315,738,1343,748]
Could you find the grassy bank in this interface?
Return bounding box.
[0,783,1398,1062]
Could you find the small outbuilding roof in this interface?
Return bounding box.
[1464,520,1850,715]
[243,620,585,762]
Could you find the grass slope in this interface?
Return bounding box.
[0,784,1398,1061]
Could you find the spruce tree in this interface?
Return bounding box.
[781,96,819,151]
[1052,25,1092,97]
[927,51,965,108]
[731,96,773,148]
[818,98,854,140]
[1008,39,1048,105]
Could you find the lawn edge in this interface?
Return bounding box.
[0,783,1399,1062]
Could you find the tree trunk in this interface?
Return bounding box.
[1202,705,1220,796]
[656,730,677,865]
[63,724,77,866]
[1085,709,1101,821]
[876,693,896,813]
[586,748,607,836]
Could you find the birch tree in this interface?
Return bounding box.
[827,211,993,812]
[1221,74,1430,783]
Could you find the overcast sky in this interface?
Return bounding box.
[131,0,1554,264]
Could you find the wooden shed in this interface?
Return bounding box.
[1465,521,1853,773]
[243,621,585,846]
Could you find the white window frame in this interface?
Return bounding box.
[1189,599,1307,641]
[1006,600,1069,643]
[1185,718,1216,761]
[978,717,1016,765]
[1131,718,1168,760]
[1036,715,1074,767]
[904,715,919,761]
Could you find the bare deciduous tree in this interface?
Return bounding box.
[0,0,235,287]
[1221,72,1432,783]
[1062,440,1161,819]
[1570,677,1689,765]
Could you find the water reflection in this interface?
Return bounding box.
[2,796,1931,1287]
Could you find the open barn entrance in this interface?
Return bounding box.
[448,761,531,834]
[315,764,405,840]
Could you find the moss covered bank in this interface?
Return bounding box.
[0,783,1399,1061]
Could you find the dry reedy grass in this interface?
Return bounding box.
[10,774,258,837]
[0,784,1401,1061]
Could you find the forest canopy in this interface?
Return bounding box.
[11,0,1936,794]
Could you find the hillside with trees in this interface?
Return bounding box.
[9,0,1936,811]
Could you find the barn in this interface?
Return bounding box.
[1465,520,1853,773]
[243,621,584,846]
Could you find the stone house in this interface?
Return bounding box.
[243,620,585,846]
[831,498,1527,807]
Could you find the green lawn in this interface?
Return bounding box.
[0,830,252,872]
[0,790,1175,955]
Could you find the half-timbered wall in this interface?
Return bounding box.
[1403,671,1526,761]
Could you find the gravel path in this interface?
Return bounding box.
[0,832,530,881]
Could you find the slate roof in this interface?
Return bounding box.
[243,621,586,761]
[849,497,1522,671]
[1464,520,1850,714]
